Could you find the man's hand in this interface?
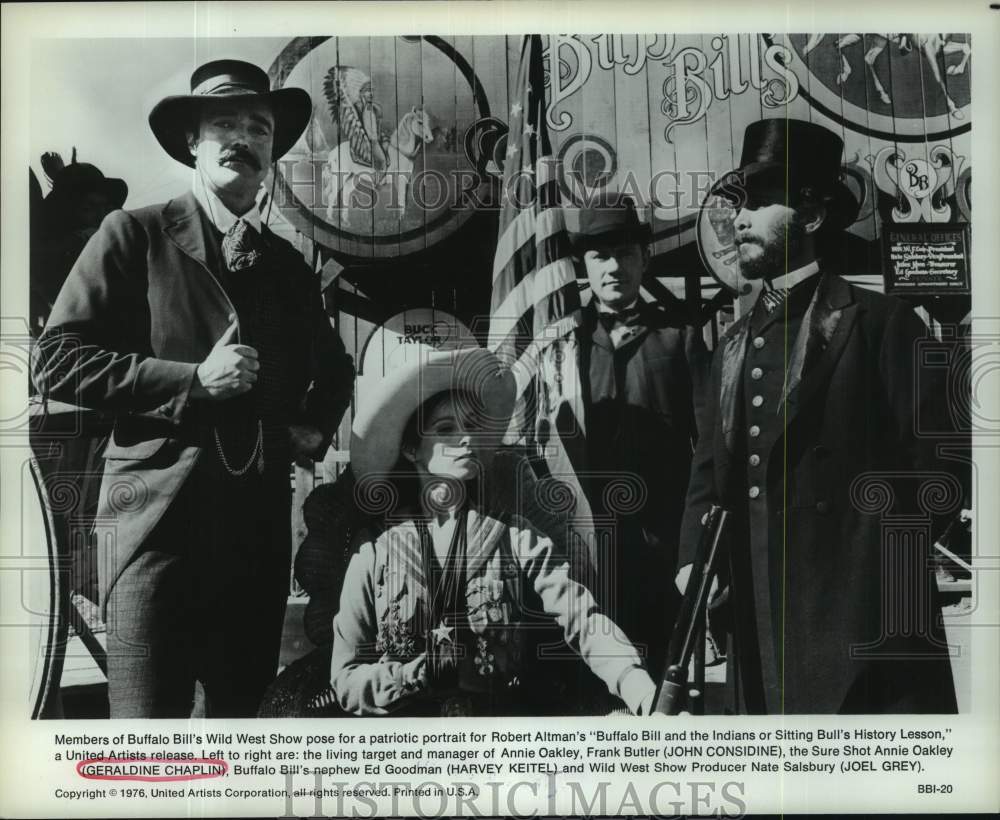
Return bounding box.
[399,654,427,694]
[190,319,259,400]
[290,423,325,466]
[675,563,719,599]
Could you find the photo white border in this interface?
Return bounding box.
[2,1,998,816]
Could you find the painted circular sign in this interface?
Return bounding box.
[355,309,477,418]
[557,133,618,204]
[359,308,478,378]
[768,34,971,142]
[268,37,491,260]
[696,180,749,296]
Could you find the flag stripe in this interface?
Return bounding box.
[488,257,577,346]
[488,34,583,446]
[492,204,565,283]
[493,296,581,376]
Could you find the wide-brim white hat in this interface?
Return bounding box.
[350,347,515,481]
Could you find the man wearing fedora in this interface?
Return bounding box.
[32,59,354,717]
[538,192,705,709]
[679,118,958,714]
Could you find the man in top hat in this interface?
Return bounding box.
[32,59,355,717]
[679,118,958,714]
[537,192,706,710]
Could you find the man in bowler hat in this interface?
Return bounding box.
[680,118,958,713]
[33,59,355,717]
[538,192,706,709]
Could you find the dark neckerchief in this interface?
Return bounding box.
[418,507,469,686]
[419,509,468,619]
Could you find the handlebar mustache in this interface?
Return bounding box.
[220,148,260,171]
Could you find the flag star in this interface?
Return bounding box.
[506,143,518,158]
[511,101,523,116]
[432,622,454,644]
[523,122,535,137]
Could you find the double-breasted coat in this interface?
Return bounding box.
[32,192,355,615]
[680,269,959,714]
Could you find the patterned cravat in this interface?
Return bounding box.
[221,219,265,272]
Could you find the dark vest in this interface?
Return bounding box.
[202,222,313,471]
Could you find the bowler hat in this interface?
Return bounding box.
[718,118,860,229]
[149,59,312,168]
[566,192,652,251]
[350,347,515,482]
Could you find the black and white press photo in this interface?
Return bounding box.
[1,2,997,817]
[20,26,977,718]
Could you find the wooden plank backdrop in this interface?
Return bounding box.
[270,33,973,596]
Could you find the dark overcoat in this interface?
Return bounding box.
[541,296,706,677]
[32,192,355,615]
[680,270,959,714]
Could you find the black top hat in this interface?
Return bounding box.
[719,118,860,230]
[566,192,652,250]
[148,59,312,168]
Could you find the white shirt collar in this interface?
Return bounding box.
[595,298,639,315]
[766,260,820,292]
[192,171,262,235]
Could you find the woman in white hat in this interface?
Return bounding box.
[330,347,657,716]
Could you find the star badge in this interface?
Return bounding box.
[432,622,454,644]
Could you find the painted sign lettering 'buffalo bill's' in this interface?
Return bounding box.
[266,33,970,283]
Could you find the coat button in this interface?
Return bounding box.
[160,405,173,417]
[749,425,760,438]
[748,486,760,499]
[749,454,760,467]
[816,500,830,514]
[753,336,765,349]
[752,395,764,408]
[751,367,763,380]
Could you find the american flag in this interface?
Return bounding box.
[488,34,582,443]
